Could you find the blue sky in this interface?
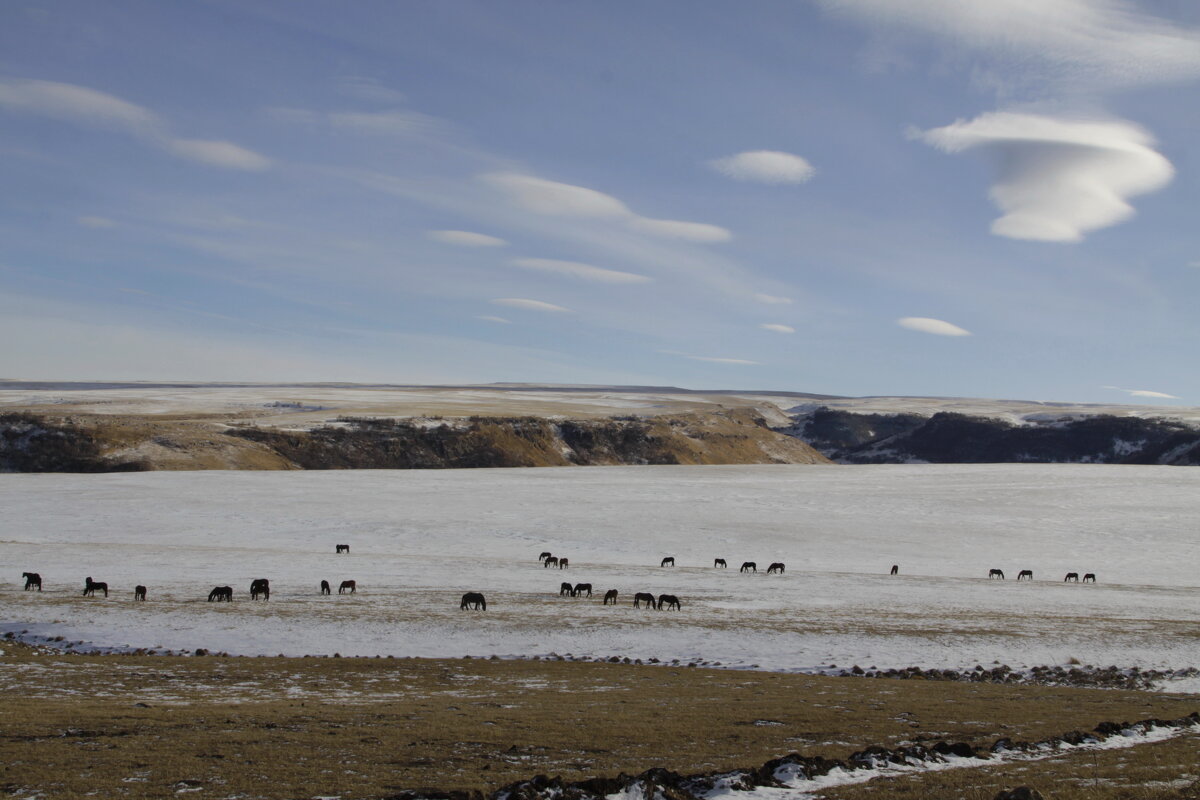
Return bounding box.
[1,0,1198,403]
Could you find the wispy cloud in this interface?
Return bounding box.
[709,150,815,184]
[336,76,407,105]
[328,109,440,136]
[491,297,571,313]
[510,257,650,284]
[627,217,732,242]
[1104,385,1180,400]
[760,323,795,333]
[477,315,511,324]
[0,78,270,170]
[686,355,760,365]
[898,317,971,336]
[754,293,793,305]
[917,113,1173,242]
[428,230,508,247]
[77,215,116,229]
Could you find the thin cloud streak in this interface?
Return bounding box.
[428,230,508,247]
[710,150,815,184]
[760,323,795,333]
[491,297,571,313]
[898,317,972,336]
[510,258,650,284]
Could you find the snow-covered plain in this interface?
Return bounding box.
[2,464,1197,686]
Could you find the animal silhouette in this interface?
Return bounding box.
[335,544,350,554]
[208,586,233,602]
[633,592,657,609]
[460,592,486,610]
[661,557,675,567]
[989,569,1005,580]
[338,580,357,594]
[657,594,681,610]
[767,562,785,574]
[134,585,147,601]
[714,558,727,568]
[740,561,757,573]
[23,572,41,591]
[83,577,108,597]
[603,589,618,605]
[250,578,270,600]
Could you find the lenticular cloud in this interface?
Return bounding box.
[919,113,1174,242]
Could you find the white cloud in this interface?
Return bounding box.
[0,78,270,170]
[428,230,508,247]
[897,317,972,336]
[686,356,760,365]
[77,215,116,229]
[510,258,650,284]
[491,297,571,313]
[709,150,816,184]
[336,76,407,105]
[918,113,1173,242]
[328,109,439,136]
[1104,386,1180,400]
[760,323,795,333]
[482,173,631,218]
[477,315,511,324]
[628,217,732,242]
[754,293,794,305]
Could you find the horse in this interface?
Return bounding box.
[544,557,559,568]
[320,580,331,595]
[560,581,575,597]
[661,557,675,567]
[633,592,657,609]
[767,562,785,574]
[714,558,727,568]
[1017,570,1033,581]
[336,544,350,554]
[559,558,569,569]
[539,552,552,562]
[890,564,898,575]
[740,561,757,573]
[1083,573,1096,583]
[250,578,270,600]
[988,569,1005,580]
[460,591,486,610]
[83,577,108,597]
[208,586,233,602]
[339,580,357,594]
[573,583,592,598]
[603,589,618,605]
[658,594,681,610]
[134,585,147,601]
[1064,572,1079,582]
[22,572,41,591]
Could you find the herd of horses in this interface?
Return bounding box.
[987,568,1097,582]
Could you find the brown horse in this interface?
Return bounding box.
[23,572,42,591]
[633,592,657,609]
[338,580,357,594]
[1064,572,1079,582]
[1017,570,1033,581]
[603,589,618,605]
[560,581,575,596]
[208,586,233,602]
[658,594,681,610]
[460,592,486,610]
[714,559,727,568]
[336,544,350,554]
[1083,573,1096,583]
[250,578,270,600]
[661,557,675,567]
[134,585,147,601]
[320,579,331,595]
[740,561,757,573]
[573,583,592,598]
[767,562,785,574]
[83,577,108,597]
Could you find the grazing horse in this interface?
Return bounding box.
[1083,573,1096,583]
[22,572,42,591]
[539,552,552,562]
[988,569,1005,580]
[338,580,357,594]
[250,578,270,600]
[460,591,486,610]
[633,592,657,609]
[573,583,592,598]
[767,562,785,574]
[1017,570,1033,581]
[658,594,681,610]
[83,577,108,597]
[603,589,618,605]
[559,558,569,569]
[560,581,575,597]
[740,561,757,573]
[890,564,899,575]
[661,557,675,567]
[544,557,559,568]
[134,585,147,601]
[1064,572,1079,582]
[208,586,233,602]
[336,544,350,554]
[320,579,331,595]
[714,558,727,568]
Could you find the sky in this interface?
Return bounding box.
[1,0,1199,403]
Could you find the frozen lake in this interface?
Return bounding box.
[2,464,1197,682]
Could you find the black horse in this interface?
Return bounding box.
[134,585,147,601]
[767,562,785,574]
[460,592,486,610]
[250,578,270,600]
[603,589,618,605]
[83,576,108,597]
[539,552,552,562]
[740,561,757,573]
[336,544,350,554]
[1083,573,1096,583]
[560,581,575,597]
[658,594,681,610]
[989,569,1005,580]
[208,586,233,602]
[714,558,727,568]
[23,572,42,591]
[339,580,357,594]
[661,557,675,567]
[633,592,657,609]
[1017,570,1033,581]
[320,580,331,595]
[890,564,898,575]
[544,556,559,568]
[1064,572,1079,582]
[559,558,569,569]
[573,583,592,597]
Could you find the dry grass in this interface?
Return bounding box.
[0,641,1195,799]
